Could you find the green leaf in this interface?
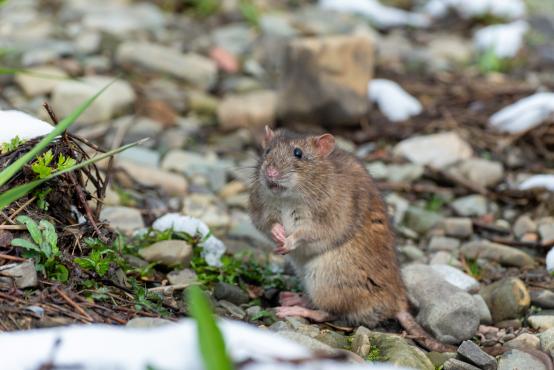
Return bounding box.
[187,286,233,370]
[39,220,58,254]
[74,257,95,270]
[52,264,69,282]
[16,215,42,244]
[0,138,148,210]
[11,238,41,253]
[56,154,76,171]
[0,79,116,188]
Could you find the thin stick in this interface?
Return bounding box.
[0,254,27,262]
[54,287,94,322]
[0,225,26,230]
[1,196,37,225]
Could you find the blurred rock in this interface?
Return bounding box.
[538,217,554,242]
[479,278,530,323]
[428,236,460,252]
[367,331,434,370]
[460,241,535,268]
[0,261,38,289]
[394,132,473,169]
[430,264,480,292]
[497,349,546,370]
[530,289,554,309]
[167,269,197,286]
[351,326,371,357]
[139,240,193,268]
[116,42,217,90]
[528,314,554,330]
[402,264,480,344]
[214,282,249,305]
[456,340,497,370]
[505,333,540,350]
[440,218,473,238]
[315,330,349,349]
[473,294,493,325]
[15,66,67,96]
[126,317,172,328]
[100,206,144,235]
[451,195,488,217]
[540,328,554,357]
[513,215,536,238]
[448,158,504,188]
[51,76,135,124]
[116,160,188,196]
[217,90,277,130]
[404,207,441,234]
[212,24,255,56]
[277,35,373,126]
[443,358,480,370]
[218,300,246,319]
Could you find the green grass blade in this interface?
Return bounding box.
[0,138,148,210]
[0,79,116,188]
[187,286,234,370]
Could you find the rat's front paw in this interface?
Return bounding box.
[271,223,286,244]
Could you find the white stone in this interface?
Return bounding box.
[368,79,422,122]
[474,21,528,58]
[490,92,554,134]
[0,110,53,143]
[393,131,473,169]
[431,264,480,292]
[14,66,68,96]
[51,76,135,124]
[100,206,144,235]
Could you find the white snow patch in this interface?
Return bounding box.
[518,175,554,192]
[0,319,407,370]
[319,0,430,29]
[431,264,480,292]
[424,0,525,20]
[547,247,554,273]
[153,213,226,267]
[474,20,528,58]
[0,110,54,144]
[368,79,422,122]
[489,92,554,134]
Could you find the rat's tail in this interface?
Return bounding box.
[395,311,457,353]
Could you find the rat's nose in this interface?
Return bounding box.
[266,165,280,180]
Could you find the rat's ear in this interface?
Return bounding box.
[315,134,335,157]
[262,125,275,148]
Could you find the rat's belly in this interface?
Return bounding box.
[279,205,297,234]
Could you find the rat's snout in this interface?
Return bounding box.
[265,165,280,180]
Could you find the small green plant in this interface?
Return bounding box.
[35,187,52,211]
[11,215,69,282]
[466,259,481,279]
[477,49,508,74]
[74,237,127,277]
[250,309,276,322]
[31,150,77,179]
[239,0,260,26]
[130,278,168,314]
[425,195,446,212]
[366,345,384,362]
[187,285,234,370]
[186,0,220,17]
[1,136,25,154]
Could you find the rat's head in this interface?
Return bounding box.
[257,126,336,196]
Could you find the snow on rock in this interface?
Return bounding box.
[518,175,554,192]
[153,213,226,267]
[393,131,473,169]
[368,79,422,122]
[547,247,554,273]
[430,264,480,292]
[424,0,525,20]
[474,20,528,58]
[0,110,54,143]
[489,92,554,134]
[319,0,430,29]
[0,319,407,370]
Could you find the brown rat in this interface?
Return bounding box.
[249,126,455,353]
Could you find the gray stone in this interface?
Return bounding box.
[118,147,160,168]
[430,264,480,292]
[228,217,273,249]
[212,24,256,55]
[260,14,298,38]
[402,264,480,344]
[367,331,434,370]
[385,193,410,225]
[15,66,67,96]
[513,215,536,238]
[51,76,135,124]
[505,333,540,350]
[278,331,338,355]
[217,90,277,131]
[457,340,497,370]
[351,327,372,357]
[0,261,38,289]
[497,349,546,370]
[538,218,554,242]
[473,294,493,325]
[116,42,217,90]
[138,240,193,268]
[399,245,427,263]
[460,241,535,268]
[429,251,462,268]
[167,269,197,286]
[480,278,530,323]
[126,318,172,328]
[218,300,246,320]
[440,218,473,238]
[367,162,388,180]
[443,358,481,370]
[100,206,144,235]
[394,132,473,169]
[528,314,554,330]
[277,35,373,126]
[386,164,424,183]
[284,316,309,330]
[429,236,460,252]
[404,207,442,234]
[427,34,473,65]
[448,158,504,188]
[182,193,231,230]
[315,330,348,349]
[116,160,188,196]
[269,320,291,332]
[531,289,554,309]
[540,328,554,357]
[213,282,249,305]
[427,352,457,368]
[452,195,488,217]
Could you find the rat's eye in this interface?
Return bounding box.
[293,148,303,159]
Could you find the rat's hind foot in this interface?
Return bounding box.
[275,306,334,322]
[279,292,310,307]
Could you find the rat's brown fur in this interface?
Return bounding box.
[249,128,455,353]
